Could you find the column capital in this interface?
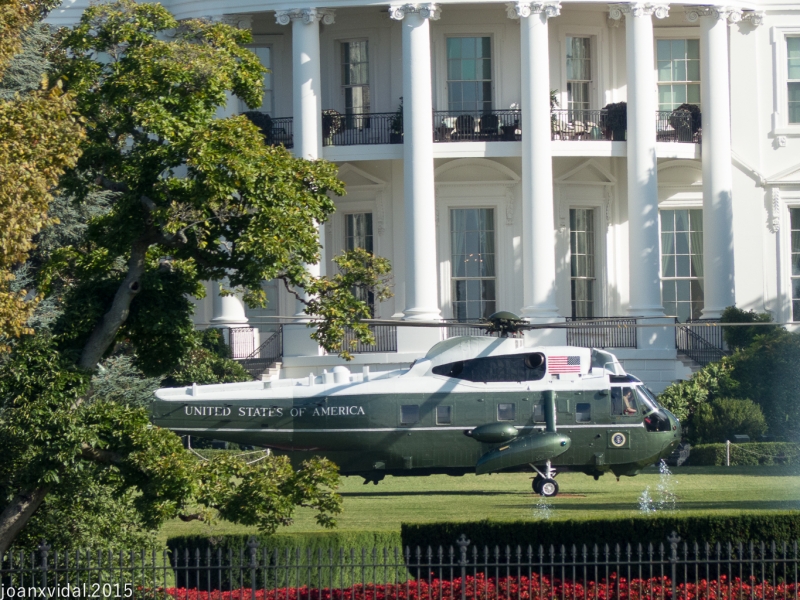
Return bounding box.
[388,4,441,21]
[685,5,742,23]
[275,8,335,26]
[608,3,670,20]
[505,1,561,19]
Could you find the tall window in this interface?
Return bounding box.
[342,41,370,124]
[566,37,591,113]
[570,208,595,318]
[787,38,800,123]
[451,208,496,320]
[791,209,800,320]
[346,213,374,314]
[447,37,492,113]
[660,209,704,322]
[244,47,272,114]
[656,39,700,111]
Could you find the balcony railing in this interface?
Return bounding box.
[565,317,638,349]
[675,318,727,366]
[432,110,521,142]
[342,324,398,353]
[262,109,699,149]
[236,326,283,379]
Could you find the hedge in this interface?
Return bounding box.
[686,442,800,466]
[167,532,403,591]
[400,512,800,550]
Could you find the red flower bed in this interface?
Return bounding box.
[152,573,800,600]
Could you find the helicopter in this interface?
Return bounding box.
[149,312,683,497]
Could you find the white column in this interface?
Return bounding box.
[508,1,561,321]
[390,4,441,321]
[610,3,669,317]
[687,6,739,318]
[210,279,249,327]
[276,8,333,317]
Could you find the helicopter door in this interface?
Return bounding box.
[610,387,640,418]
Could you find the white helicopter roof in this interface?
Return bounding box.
[154,337,627,402]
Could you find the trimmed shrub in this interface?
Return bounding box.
[691,398,767,444]
[687,442,800,466]
[658,361,738,423]
[167,532,404,591]
[401,512,800,550]
[720,306,781,350]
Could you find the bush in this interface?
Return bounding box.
[658,361,738,423]
[401,512,800,550]
[691,398,767,444]
[162,329,252,387]
[167,532,404,591]
[720,306,780,350]
[687,442,800,466]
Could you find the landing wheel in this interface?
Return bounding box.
[532,477,544,494]
[539,479,559,497]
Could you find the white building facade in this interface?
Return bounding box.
[50,0,800,392]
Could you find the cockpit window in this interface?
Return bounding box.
[431,353,546,383]
[610,387,639,415]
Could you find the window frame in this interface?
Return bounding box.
[569,207,597,318]
[655,37,701,111]
[240,45,274,115]
[339,39,371,118]
[400,405,420,426]
[449,206,498,322]
[771,26,800,136]
[497,403,516,421]
[557,27,604,112]
[658,208,705,322]
[436,405,453,425]
[565,36,593,113]
[444,35,495,114]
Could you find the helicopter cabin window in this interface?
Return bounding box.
[610,387,639,416]
[575,402,591,422]
[436,405,452,424]
[431,352,546,382]
[533,401,545,422]
[400,405,419,425]
[497,403,516,421]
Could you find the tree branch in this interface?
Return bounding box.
[0,486,50,556]
[178,512,206,522]
[280,276,309,306]
[77,237,150,371]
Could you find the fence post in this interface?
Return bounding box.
[457,534,471,600]
[248,536,260,600]
[726,440,730,466]
[667,532,680,599]
[38,540,51,590]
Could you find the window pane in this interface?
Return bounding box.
[497,403,516,421]
[451,208,496,320]
[661,211,674,232]
[657,39,671,61]
[661,208,703,321]
[687,39,700,59]
[436,406,452,424]
[401,405,419,425]
[576,403,591,422]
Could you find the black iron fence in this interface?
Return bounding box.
[266,117,293,149]
[551,109,609,141]
[225,327,258,359]
[656,110,696,143]
[431,110,521,142]
[323,113,399,146]
[237,326,283,379]
[3,534,798,599]
[565,317,638,349]
[342,324,398,353]
[675,319,727,367]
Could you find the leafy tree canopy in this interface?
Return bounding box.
[1,0,392,553]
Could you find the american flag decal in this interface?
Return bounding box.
[548,355,581,373]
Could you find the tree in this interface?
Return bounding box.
[0,0,83,346]
[720,306,781,351]
[0,0,391,553]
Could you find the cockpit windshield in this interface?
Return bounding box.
[610,384,671,432]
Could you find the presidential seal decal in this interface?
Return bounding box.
[610,432,627,447]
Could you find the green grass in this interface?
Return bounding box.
[158,465,800,543]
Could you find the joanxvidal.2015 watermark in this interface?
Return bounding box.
[0,583,134,598]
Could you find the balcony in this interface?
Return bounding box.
[257,109,699,150]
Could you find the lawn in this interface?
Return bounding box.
[159,464,800,543]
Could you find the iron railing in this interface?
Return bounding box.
[675,319,727,367]
[656,110,697,143]
[565,317,638,349]
[432,110,521,143]
[3,534,799,599]
[551,109,610,141]
[267,116,294,149]
[323,112,399,146]
[342,324,398,353]
[237,326,283,379]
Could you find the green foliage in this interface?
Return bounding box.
[691,398,767,444]
[167,532,404,590]
[401,512,800,550]
[658,360,738,423]
[688,442,800,466]
[90,354,162,407]
[720,306,781,350]
[165,328,252,387]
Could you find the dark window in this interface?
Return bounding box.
[436,406,452,425]
[610,387,638,416]
[400,405,419,425]
[431,352,546,383]
[576,402,591,422]
[533,402,545,423]
[497,403,516,421]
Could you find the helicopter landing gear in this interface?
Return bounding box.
[530,461,558,497]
